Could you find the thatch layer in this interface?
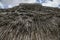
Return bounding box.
[0,3,59,40]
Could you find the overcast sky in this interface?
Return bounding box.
[0,0,60,9]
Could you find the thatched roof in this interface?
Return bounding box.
[0,3,59,40]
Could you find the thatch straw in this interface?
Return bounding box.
[0,3,59,40]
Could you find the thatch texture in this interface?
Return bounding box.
[0,3,59,40]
